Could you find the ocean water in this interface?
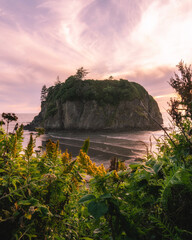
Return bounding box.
[1,113,44,149]
[1,113,170,167]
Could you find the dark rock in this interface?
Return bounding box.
[26,97,163,131]
[26,79,163,131]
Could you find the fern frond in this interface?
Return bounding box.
[150,215,181,240]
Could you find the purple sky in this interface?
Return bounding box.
[1,0,192,113]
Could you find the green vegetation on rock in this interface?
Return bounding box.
[34,70,162,131]
[44,77,149,106]
[41,67,151,108]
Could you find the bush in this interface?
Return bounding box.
[1,110,192,239]
[0,126,107,239]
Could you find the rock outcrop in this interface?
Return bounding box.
[27,98,163,131]
[25,78,163,131]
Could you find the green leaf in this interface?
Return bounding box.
[81,137,90,154]
[64,160,76,173]
[80,238,94,240]
[78,194,96,204]
[18,200,31,206]
[29,198,39,205]
[129,163,141,170]
[13,211,20,217]
[18,198,39,206]
[39,206,49,216]
[153,162,163,174]
[100,193,111,199]
[75,171,83,181]
[88,200,108,219]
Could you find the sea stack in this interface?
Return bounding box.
[26,77,163,131]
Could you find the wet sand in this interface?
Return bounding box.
[40,129,163,168]
[6,113,166,168]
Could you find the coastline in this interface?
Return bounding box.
[2,113,168,167]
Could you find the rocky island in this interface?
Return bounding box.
[26,73,163,131]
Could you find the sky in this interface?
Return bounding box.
[1,0,192,114]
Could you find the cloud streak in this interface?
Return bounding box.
[0,0,192,112]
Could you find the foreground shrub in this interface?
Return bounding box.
[0,114,192,239]
[79,121,192,240]
[0,126,92,239]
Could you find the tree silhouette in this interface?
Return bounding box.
[41,85,48,102]
[55,76,61,85]
[169,61,192,125]
[2,113,18,133]
[74,67,89,80]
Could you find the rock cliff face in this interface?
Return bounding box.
[26,78,163,131]
[28,96,163,131]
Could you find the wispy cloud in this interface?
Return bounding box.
[0,0,192,112]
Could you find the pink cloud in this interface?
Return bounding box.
[0,0,192,113]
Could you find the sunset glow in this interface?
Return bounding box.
[0,0,192,113]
